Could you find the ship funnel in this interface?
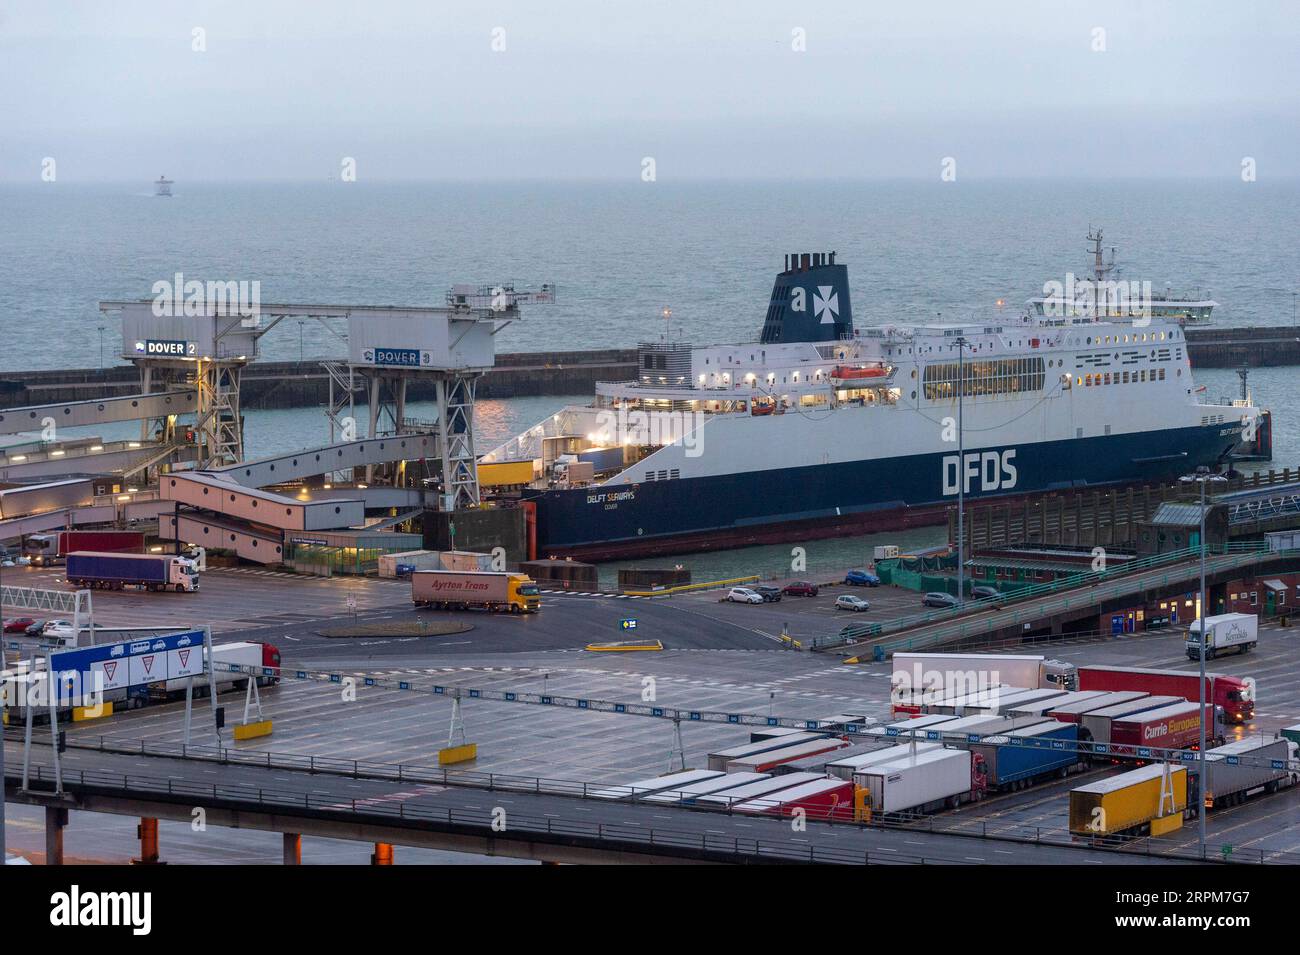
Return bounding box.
[760,251,853,344]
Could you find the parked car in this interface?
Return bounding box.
[970,585,1003,601]
[0,560,14,568]
[845,569,881,587]
[754,585,783,603]
[725,587,764,604]
[782,581,819,597]
[24,619,46,636]
[3,616,36,634]
[922,592,960,609]
[395,563,417,579]
[835,594,871,612]
[42,620,77,642]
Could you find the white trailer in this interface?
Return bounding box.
[826,742,942,780]
[1079,695,1182,745]
[641,772,771,804]
[866,714,961,739]
[853,747,977,814]
[891,653,1077,707]
[920,714,1045,742]
[1201,737,1299,808]
[924,684,1026,715]
[1008,690,1111,717]
[693,772,827,808]
[589,769,724,800]
[706,732,826,772]
[1186,613,1258,660]
[156,641,267,695]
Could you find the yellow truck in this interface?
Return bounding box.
[411,570,540,613]
[1069,763,1188,839]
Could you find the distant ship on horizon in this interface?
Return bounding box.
[155,175,173,197]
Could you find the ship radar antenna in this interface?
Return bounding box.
[1087,226,1114,283]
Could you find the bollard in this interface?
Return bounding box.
[45,806,68,866]
[283,832,302,865]
[133,817,162,865]
[371,842,394,865]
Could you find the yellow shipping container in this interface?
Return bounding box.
[1069,763,1187,837]
[478,460,535,487]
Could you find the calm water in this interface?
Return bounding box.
[4,180,1298,577]
[3,179,1300,371]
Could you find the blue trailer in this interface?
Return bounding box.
[968,721,1080,791]
[65,551,200,592]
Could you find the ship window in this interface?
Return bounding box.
[1159,368,1166,380]
[921,356,1045,400]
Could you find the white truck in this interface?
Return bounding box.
[853,746,986,815]
[891,652,1076,714]
[1186,613,1258,660]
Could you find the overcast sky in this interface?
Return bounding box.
[2,0,1297,181]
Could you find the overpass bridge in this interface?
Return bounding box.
[7,745,1191,866]
[830,543,1300,659]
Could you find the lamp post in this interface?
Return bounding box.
[955,336,967,608]
[97,324,105,370]
[1180,465,1227,858]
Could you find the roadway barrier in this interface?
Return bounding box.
[623,575,760,597]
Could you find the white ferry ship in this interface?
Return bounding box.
[485,250,1257,559]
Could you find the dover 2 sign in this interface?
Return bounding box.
[49,630,207,705]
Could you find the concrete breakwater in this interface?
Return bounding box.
[0,348,638,410]
[1182,326,1300,368]
[1,328,1296,410]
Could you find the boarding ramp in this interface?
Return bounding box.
[0,439,187,482]
[163,511,284,564]
[0,505,117,543]
[160,471,364,531]
[204,434,437,488]
[0,391,197,435]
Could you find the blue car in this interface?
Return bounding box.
[845,569,880,587]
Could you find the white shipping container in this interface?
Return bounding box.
[826,742,942,780]
[693,772,826,807]
[641,772,771,804]
[853,747,974,814]
[589,769,723,800]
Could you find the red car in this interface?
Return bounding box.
[3,616,36,634]
[782,581,819,597]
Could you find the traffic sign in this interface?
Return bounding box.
[620,618,637,630]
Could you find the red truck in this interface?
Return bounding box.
[1077,665,1254,724]
[732,777,857,821]
[26,530,144,566]
[1109,701,1218,757]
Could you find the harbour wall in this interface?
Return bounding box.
[0,349,639,410]
[0,327,1296,410]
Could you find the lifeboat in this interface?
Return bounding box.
[831,365,889,381]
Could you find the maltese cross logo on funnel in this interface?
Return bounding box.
[813,286,839,324]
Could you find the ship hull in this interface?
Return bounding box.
[526,423,1240,560]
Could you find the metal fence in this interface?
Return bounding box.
[40,734,1300,866]
[12,762,962,866]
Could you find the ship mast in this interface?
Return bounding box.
[1087,226,1115,283]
